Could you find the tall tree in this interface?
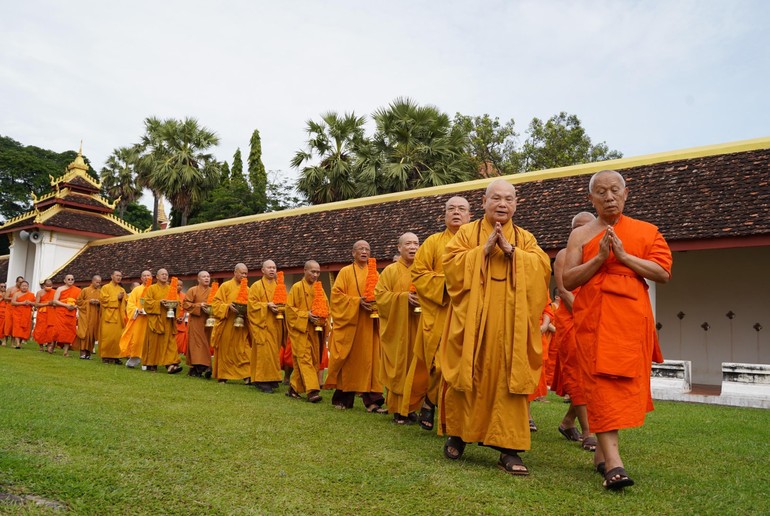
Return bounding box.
[231,148,245,186]
[291,111,366,204]
[100,146,142,219]
[265,170,306,212]
[220,161,231,182]
[454,113,520,176]
[121,201,153,231]
[248,129,268,213]
[520,112,622,171]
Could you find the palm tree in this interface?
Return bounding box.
[100,146,142,219]
[291,112,366,204]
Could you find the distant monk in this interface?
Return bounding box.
[34,279,56,352]
[326,241,386,412]
[211,263,252,383]
[51,274,81,357]
[551,212,596,450]
[120,270,152,368]
[142,269,183,374]
[526,296,555,432]
[375,232,423,424]
[175,283,188,355]
[3,276,24,341]
[439,179,550,476]
[247,260,285,393]
[75,275,102,360]
[404,196,471,431]
[99,271,127,364]
[285,260,327,403]
[0,282,7,346]
[183,271,213,378]
[564,170,672,490]
[10,280,36,348]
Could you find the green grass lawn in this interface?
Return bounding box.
[1,342,768,515]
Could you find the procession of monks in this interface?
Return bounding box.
[1,171,671,490]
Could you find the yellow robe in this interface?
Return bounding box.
[325,263,382,393]
[211,279,251,381]
[142,283,179,366]
[402,228,454,408]
[183,285,212,367]
[120,286,149,358]
[75,286,101,352]
[99,282,127,358]
[375,258,422,416]
[286,279,330,394]
[439,218,550,451]
[247,278,284,383]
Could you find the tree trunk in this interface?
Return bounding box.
[152,192,160,230]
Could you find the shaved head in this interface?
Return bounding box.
[589,170,625,193]
[197,270,211,287]
[352,240,371,265]
[305,260,319,270]
[571,211,596,229]
[303,260,321,284]
[482,179,517,224]
[140,270,152,282]
[262,260,277,280]
[234,263,248,282]
[485,178,516,197]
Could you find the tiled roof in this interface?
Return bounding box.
[62,175,100,192]
[50,146,770,283]
[43,211,133,237]
[34,193,111,212]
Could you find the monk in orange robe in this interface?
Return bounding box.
[3,276,24,343]
[285,260,328,403]
[51,274,82,357]
[10,280,36,347]
[99,271,128,364]
[120,270,152,368]
[176,284,188,354]
[280,339,293,385]
[439,179,550,476]
[526,297,555,431]
[247,260,286,393]
[326,241,385,411]
[564,170,672,490]
[183,271,212,378]
[403,196,470,431]
[544,295,560,386]
[211,264,252,383]
[375,232,423,424]
[75,275,102,359]
[34,280,56,352]
[551,212,596,449]
[0,282,7,346]
[142,269,183,374]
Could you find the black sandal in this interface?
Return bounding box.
[418,402,435,431]
[603,466,634,490]
[307,391,323,403]
[366,404,388,414]
[286,387,302,400]
[443,436,466,460]
[497,453,529,476]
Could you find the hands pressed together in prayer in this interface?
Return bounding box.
[598,226,628,264]
[484,222,515,257]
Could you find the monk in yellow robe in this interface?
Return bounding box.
[403,196,471,430]
[10,281,36,348]
[211,263,252,382]
[99,271,127,364]
[183,270,212,378]
[439,179,550,476]
[285,260,328,403]
[375,232,423,424]
[0,282,7,345]
[326,241,385,411]
[564,170,672,490]
[247,260,285,393]
[3,276,24,344]
[52,274,81,357]
[74,275,102,359]
[142,268,183,374]
[120,270,152,368]
[34,280,56,352]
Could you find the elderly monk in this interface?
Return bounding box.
[439,179,550,476]
[99,271,127,364]
[120,270,152,368]
[404,196,471,431]
[551,212,596,449]
[3,276,25,342]
[247,260,285,393]
[564,170,672,490]
[211,263,252,383]
[0,283,7,346]
[326,241,386,412]
[34,280,56,352]
[175,283,188,354]
[142,269,183,374]
[10,280,36,348]
[183,271,213,378]
[51,274,82,357]
[375,232,423,424]
[75,275,102,360]
[285,260,328,403]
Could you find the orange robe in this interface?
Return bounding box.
[286,279,330,394]
[142,283,180,367]
[75,286,101,352]
[544,300,559,386]
[247,278,284,383]
[11,292,36,339]
[33,289,55,344]
[2,287,17,337]
[176,292,188,354]
[550,289,585,404]
[183,285,212,368]
[528,297,555,401]
[439,219,550,451]
[281,339,293,368]
[573,215,672,433]
[0,298,7,339]
[119,284,149,358]
[99,282,127,359]
[325,263,382,393]
[52,286,81,345]
[375,258,422,416]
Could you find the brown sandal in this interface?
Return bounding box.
[497,453,529,476]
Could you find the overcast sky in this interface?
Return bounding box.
[2,1,768,199]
